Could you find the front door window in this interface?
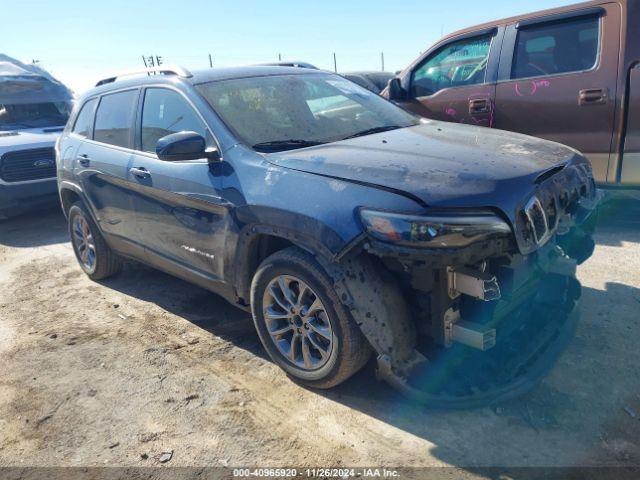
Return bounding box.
[411,35,493,97]
[141,88,209,154]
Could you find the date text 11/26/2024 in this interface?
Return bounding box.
[233,468,400,478]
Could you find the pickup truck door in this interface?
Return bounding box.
[127,87,232,281]
[621,66,640,185]
[397,27,503,128]
[493,6,621,183]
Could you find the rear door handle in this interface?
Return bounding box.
[77,154,90,167]
[469,98,490,114]
[579,88,608,106]
[129,167,151,179]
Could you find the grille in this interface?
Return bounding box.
[0,148,56,183]
[545,197,558,230]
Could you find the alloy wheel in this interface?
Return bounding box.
[262,275,334,371]
[72,214,96,271]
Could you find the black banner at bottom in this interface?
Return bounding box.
[0,467,639,480]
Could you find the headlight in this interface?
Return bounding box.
[359,208,512,248]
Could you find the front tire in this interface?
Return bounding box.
[250,247,371,389]
[68,202,121,280]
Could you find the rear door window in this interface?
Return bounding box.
[72,98,97,138]
[94,90,138,148]
[140,88,208,154]
[511,16,600,79]
[411,34,493,97]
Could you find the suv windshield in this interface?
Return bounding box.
[196,73,419,152]
[0,101,71,130]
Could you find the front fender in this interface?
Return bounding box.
[231,205,353,303]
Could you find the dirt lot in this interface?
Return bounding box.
[0,196,639,472]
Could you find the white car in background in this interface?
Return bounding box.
[0,54,72,218]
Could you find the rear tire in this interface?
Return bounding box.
[68,202,121,280]
[250,247,371,389]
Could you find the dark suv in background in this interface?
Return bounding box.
[342,71,395,94]
[57,65,598,403]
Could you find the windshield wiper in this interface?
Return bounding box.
[252,139,325,152]
[341,125,405,140]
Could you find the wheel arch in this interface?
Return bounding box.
[58,181,86,218]
[58,181,105,240]
[232,223,344,305]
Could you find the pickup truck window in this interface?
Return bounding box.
[512,15,599,80]
[410,34,492,97]
[72,98,97,138]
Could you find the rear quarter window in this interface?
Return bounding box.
[72,98,97,138]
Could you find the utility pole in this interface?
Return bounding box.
[142,55,162,73]
[381,52,385,71]
[278,53,282,61]
[143,56,158,67]
[333,53,337,73]
[142,55,153,75]
[208,54,213,68]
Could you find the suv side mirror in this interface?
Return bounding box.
[387,78,407,101]
[156,131,220,162]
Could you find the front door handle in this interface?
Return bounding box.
[77,154,90,167]
[469,98,490,114]
[129,167,151,179]
[579,88,608,106]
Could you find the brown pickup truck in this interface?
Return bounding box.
[383,0,639,186]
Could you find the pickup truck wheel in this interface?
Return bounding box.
[68,202,121,280]
[251,247,371,389]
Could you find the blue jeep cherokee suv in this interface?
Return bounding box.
[57,65,598,401]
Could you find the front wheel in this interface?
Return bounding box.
[250,247,371,389]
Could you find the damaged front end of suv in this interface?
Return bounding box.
[195,70,601,404]
[288,128,600,407]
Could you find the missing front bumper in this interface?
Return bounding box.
[331,197,597,407]
[363,236,586,407]
[376,276,581,409]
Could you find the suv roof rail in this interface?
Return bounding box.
[95,65,193,87]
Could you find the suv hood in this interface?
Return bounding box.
[266,121,586,224]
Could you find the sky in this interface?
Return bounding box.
[3,0,576,95]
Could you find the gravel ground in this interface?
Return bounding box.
[0,195,639,473]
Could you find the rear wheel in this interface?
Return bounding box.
[68,202,121,280]
[250,247,371,389]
